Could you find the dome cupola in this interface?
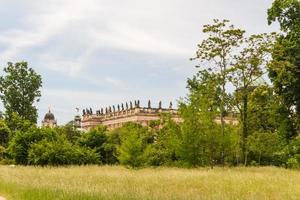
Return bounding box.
[44,110,55,121]
[42,109,57,128]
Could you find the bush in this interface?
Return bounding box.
[28,138,100,166]
[77,125,110,163]
[8,127,58,164]
[0,120,10,147]
[0,145,5,160]
[283,137,300,169]
[117,123,148,168]
[143,145,168,166]
[286,158,299,169]
[246,132,282,165]
[55,125,82,143]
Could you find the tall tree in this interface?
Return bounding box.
[192,19,244,163]
[117,123,148,168]
[180,70,224,167]
[268,0,300,133]
[231,33,276,163]
[0,62,42,124]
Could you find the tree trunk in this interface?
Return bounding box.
[244,151,248,166]
[242,92,248,166]
[221,83,226,166]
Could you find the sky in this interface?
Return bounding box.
[0,0,279,125]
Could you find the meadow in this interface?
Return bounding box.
[0,166,299,200]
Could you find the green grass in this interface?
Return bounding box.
[0,166,299,200]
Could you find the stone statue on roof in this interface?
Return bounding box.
[169,101,173,109]
[148,100,151,108]
[158,101,162,109]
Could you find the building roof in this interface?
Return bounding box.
[44,110,55,121]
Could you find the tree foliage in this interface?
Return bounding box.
[78,125,117,164]
[179,70,234,167]
[8,126,58,165]
[192,19,245,164]
[0,62,42,124]
[268,0,300,131]
[116,123,149,168]
[246,132,282,165]
[28,137,100,166]
[0,120,10,148]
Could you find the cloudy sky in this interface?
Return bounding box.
[0,0,278,125]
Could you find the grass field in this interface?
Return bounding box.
[0,166,299,200]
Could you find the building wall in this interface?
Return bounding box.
[81,107,238,131]
[81,107,181,131]
[42,120,57,128]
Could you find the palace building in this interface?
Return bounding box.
[81,100,182,131]
[81,100,239,131]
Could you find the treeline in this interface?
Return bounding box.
[0,0,299,168]
[0,112,299,168]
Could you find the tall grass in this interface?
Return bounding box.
[0,166,299,200]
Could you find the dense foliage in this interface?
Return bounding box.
[0,62,42,126]
[268,0,300,132]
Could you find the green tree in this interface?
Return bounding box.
[144,115,181,166]
[77,125,115,164]
[117,123,148,168]
[5,113,34,135]
[0,62,42,124]
[179,70,226,167]
[28,137,100,166]
[8,127,58,165]
[285,137,300,168]
[192,19,244,164]
[231,33,276,162]
[55,125,82,143]
[0,145,5,160]
[246,131,282,165]
[268,0,300,132]
[246,85,293,144]
[0,120,10,147]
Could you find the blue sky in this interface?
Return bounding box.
[0,0,278,125]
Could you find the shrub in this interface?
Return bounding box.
[286,158,299,169]
[117,123,148,168]
[0,145,5,160]
[77,125,108,162]
[28,137,100,166]
[246,132,282,165]
[55,125,82,143]
[0,120,10,147]
[8,127,58,164]
[143,144,168,166]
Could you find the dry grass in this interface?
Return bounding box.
[0,165,299,200]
